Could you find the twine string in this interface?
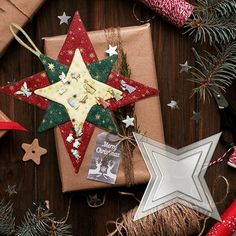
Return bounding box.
[52,197,72,225]
[209,146,235,167]
[132,2,156,24]
[118,191,140,203]
[101,134,136,165]
[9,23,42,57]
[104,27,122,72]
[198,175,229,236]
[212,175,229,205]
[107,175,230,236]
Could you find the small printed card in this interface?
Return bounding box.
[87,132,122,184]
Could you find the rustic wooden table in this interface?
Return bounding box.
[0,0,236,235]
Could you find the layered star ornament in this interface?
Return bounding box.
[1,12,158,173]
[58,12,71,25]
[105,45,118,56]
[133,132,221,221]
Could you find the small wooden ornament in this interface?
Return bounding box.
[21,139,47,165]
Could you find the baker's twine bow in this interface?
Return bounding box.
[101,134,136,163]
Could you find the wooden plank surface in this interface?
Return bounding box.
[0,0,236,235]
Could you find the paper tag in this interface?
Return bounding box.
[87,132,122,184]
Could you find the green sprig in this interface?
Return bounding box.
[0,200,72,236]
[189,42,236,101]
[184,12,236,44]
[196,0,236,16]
[0,200,15,236]
[184,0,236,44]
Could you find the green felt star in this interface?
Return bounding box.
[37,54,118,133]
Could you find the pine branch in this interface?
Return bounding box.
[184,11,236,44]
[48,222,72,236]
[120,51,131,78]
[0,200,15,236]
[15,205,73,236]
[189,42,236,100]
[196,0,236,17]
[115,49,133,123]
[0,200,72,236]
[15,208,51,236]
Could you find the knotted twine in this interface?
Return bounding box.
[106,176,229,236]
[104,28,136,186]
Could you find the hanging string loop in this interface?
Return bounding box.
[9,23,42,57]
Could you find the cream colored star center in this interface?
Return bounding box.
[35,49,122,134]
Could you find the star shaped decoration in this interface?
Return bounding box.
[122,115,135,128]
[48,63,55,71]
[57,12,71,25]
[167,99,179,109]
[179,61,192,73]
[1,12,158,173]
[191,111,201,122]
[5,185,17,196]
[133,132,221,221]
[105,45,118,56]
[35,49,122,134]
[21,139,47,165]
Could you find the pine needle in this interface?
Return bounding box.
[196,0,236,16]
[184,12,236,44]
[189,42,236,101]
[0,200,15,236]
[184,0,236,44]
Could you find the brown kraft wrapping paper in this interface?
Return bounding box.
[0,0,45,56]
[0,110,10,138]
[43,23,164,192]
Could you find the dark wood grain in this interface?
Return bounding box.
[0,0,235,235]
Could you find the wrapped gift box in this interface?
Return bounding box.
[0,0,45,56]
[0,110,10,138]
[43,23,164,192]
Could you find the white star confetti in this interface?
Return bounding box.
[57,12,71,25]
[179,61,192,73]
[105,45,118,56]
[122,115,135,128]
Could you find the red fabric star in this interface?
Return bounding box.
[0,11,159,173]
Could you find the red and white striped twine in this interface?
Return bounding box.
[209,147,236,167]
